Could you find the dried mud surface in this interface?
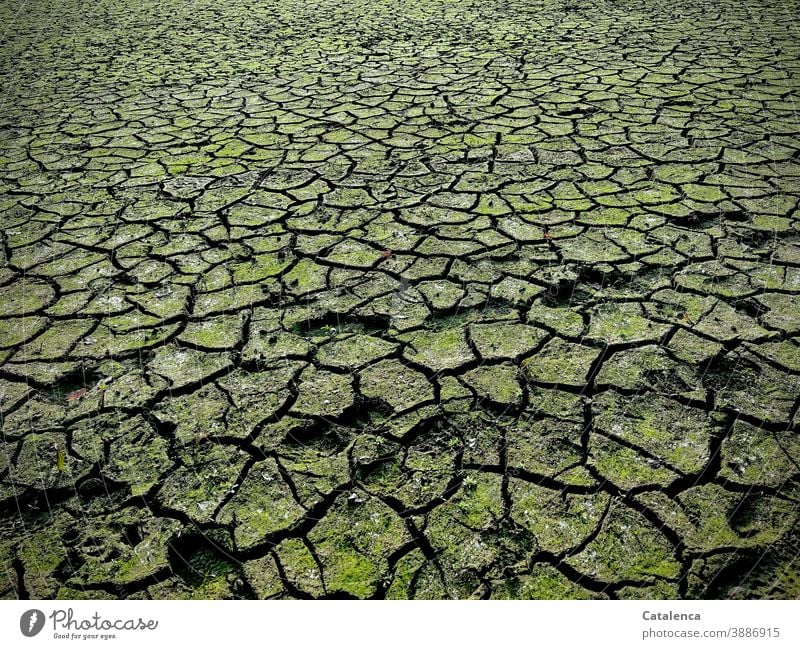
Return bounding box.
[1,0,799,599]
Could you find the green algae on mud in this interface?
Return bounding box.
[1,0,800,601]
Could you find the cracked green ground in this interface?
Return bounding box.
[1,0,799,600]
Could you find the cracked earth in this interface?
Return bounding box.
[1,0,799,600]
